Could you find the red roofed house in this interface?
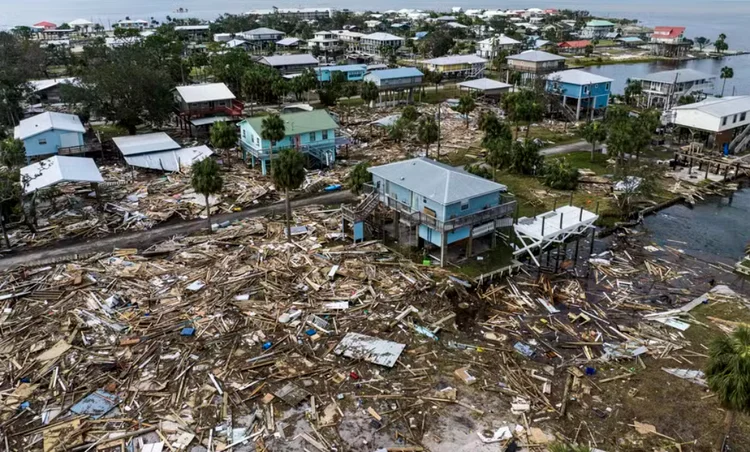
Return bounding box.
[650,26,689,57]
[34,21,57,30]
[558,40,592,55]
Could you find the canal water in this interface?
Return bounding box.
[642,187,750,261]
[584,54,750,97]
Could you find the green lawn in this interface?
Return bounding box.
[560,150,611,175]
[526,124,581,148]
[92,123,128,141]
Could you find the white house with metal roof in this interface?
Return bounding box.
[240,27,285,44]
[259,54,319,74]
[506,50,566,82]
[419,55,487,79]
[476,34,522,59]
[631,69,716,110]
[360,32,405,53]
[14,112,85,159]
[28,77,79,104]
[354,157,516,266]
[669,96,750,152]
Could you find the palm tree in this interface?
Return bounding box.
[456,95,476,128]
[191,158,224,233]
[720,66,734,97]
[706,326,750,446]
[261,114,286,176]
[348,162,372,194]
[360,81,379,108]
[272,148,306,242]
[417,116,439,159]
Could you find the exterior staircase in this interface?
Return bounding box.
[342,191,379,222]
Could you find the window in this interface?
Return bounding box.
[722,117,728,126]
[241,129,246,138]
[742,112,747,121]
[309,132,316,141]
[38,138,47,145]
[460,200,469,211]
[733,114,738,123]
[322,130,329,140]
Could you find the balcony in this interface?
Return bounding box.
[179,100,245,118]
[380,193,516,232]
[241,140,337,161]
[57,145,88,155]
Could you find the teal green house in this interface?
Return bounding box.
[238,110,340,175]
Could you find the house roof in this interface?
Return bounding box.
[672,96,750,118]
[422,55,487,65]
[112,132,180,156]
[243,27,284,36]
[226,39,248,47]
[617,37,644,43]
[458,78,513,91]
[547,69,613,85]
[558,40,590,48]
[176,83,236,103]
[365,67,423,81]
[14,112,84,141]
[316,64,367,73]
[124,145,213,172]
[364,32,404,42]
[586,20,615,27]
[276,37,301,45]
[652,26,685,39]
[478,35,521,46]
[260,54,318,67]
[175,25,210,31]
[34,21,56,27]
[242,110,339,137]
[445,22,468,29]
[21,156,103,194]
[68,19,93,26]
[634,68,715,84]
[507,50,566,62]
[368,157,507,205]
[29,77,79,93]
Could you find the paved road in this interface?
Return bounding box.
[0,190,356,271]
[540,139,590,156]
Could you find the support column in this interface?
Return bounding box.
[394,211,400,242]
[466,234,473,258]
[491,220,497,248]
[575,97,582,121]
[440,231,447,268]
[261,159,267,175]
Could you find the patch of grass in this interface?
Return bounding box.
[525,125,581,148]
[561,151,611,175]
[92,123,128,141]
[458,242,514,278]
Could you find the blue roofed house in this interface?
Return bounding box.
[344,158,516,266]
[546,69,613,121]
[238,110,340,175]
[14,112,86,160]
[316,64,368,82]
[363,67,424,104]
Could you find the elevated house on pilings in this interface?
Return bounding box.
[342,157,516,268]
[363,67,424,106]
[174,83,244,136]
[668,95,750,154]
[513,204,599,272]
[649,26,690,58]
[506,50,566,85]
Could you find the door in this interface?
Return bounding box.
[60,132,80,149]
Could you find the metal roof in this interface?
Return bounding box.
[507,50,565,62]
[260,54,318,67]
[316,64,367,73]
[176,83,236,103]
[112,132,180,156]
[617,37,644,43]
[190,116,231,126]
[68,19,93,26]
[14,112,84,141]
[672,96,750,118]
[242,110,339,137]
[21,156,103,194]
[478,35,521,45]
[586,20,615,27]
[364,67,423,81]
[28,77,79,93]
[422,55,487,65]
[175,25,209,31]
[458,78,513,91]
[363,32,404,42]
[368,157,507,205]
[276,37,301,45]
[369,114,401,127]
[124,145,213,172]
[633,69,715,84]
[243,27,284,36]
[547,69,613,85]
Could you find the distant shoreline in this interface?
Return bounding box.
[571,50,750,68]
